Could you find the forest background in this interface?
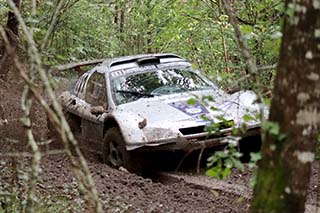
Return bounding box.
[0,0,281,92]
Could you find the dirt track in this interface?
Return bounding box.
[1,148,319,212]
[0,77,250,212]
[41,151,253,212]
[1,77,319,212]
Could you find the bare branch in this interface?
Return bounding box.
[21,88,41,212]
[41,0,65,50]
[222,0,258,74]
[257,64,277,71]
[222,0,267,139]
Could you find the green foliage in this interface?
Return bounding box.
[248,152,262,169]
[1,0,281,95]
[206,144,243,180]
[242,114,256,122]
[247,152,262,189]
[0,0,9,22]
[37,0,118,64]
[316,132,320,159]
[263,98,271,107]
[204,117,234,135]
[206,145,262,182]
[201,95,215,106]
[186,90,262,181]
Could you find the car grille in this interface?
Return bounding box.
[179,120,234,136]
[179,125,206,135]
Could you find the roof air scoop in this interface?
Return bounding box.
[136,57,160,66]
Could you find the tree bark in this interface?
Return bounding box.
[0,0,21,79]
[251,1,320,213]
[6,0,21,41]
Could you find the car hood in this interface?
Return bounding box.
[115,89,261,129]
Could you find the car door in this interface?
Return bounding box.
[81,71,108,146]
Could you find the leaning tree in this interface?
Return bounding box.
[251,0,320,212]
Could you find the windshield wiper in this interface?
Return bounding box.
[115,90,155,97]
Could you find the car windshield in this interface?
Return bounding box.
[111,67,213,105]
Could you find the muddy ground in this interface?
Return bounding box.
[0,77,319,212]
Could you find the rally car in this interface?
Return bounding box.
[57,53,262,170]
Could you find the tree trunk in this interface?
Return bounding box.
[6,0,21,41]
[251,1,320,213]
[0,0,21,79]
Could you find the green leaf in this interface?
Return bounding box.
[278,133,287,141]
[262,121,280,135]
[243,114,255,122]
[249,175,257,188]
[250,152,262,162]
[240,25,253,35]
[206,167,219,178]
[264,98,271,106]
[248,162,256,169]
[225,159,233,168]
[210,106,219,111]
[215,115,227,122]
[205,123,220,133]
[200,114,211,121]
[221,168,231,180]
[206,167,231,180]
[187,98,196,105]
[233,152,243,158]
[232,127,239,135]
[216,150,229,158]
[207,155,219,166]
[231,157,244,170]
[202,95,214,102]
[275,2,285,12]
[286,3,296,17]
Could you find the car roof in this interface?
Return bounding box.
[98,53,190,72]
[53,53,190,74]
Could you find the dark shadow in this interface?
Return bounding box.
[239,135,262,162]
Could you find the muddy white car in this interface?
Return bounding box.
[58,54,262,170]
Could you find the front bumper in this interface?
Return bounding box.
[130,125,261,152]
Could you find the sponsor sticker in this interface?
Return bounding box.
[168,100,209,118]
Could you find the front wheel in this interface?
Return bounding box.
[102,128,143,172]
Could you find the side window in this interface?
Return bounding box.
[85,72,107,106]
[79,74,89,93]
[74,75,83,94]
[74,72,89,95]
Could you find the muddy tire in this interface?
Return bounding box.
[102,127,143,172]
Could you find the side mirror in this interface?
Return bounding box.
[90,106,108,116]
[225,87,240,94]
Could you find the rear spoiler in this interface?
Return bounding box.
[50,58,107,75]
